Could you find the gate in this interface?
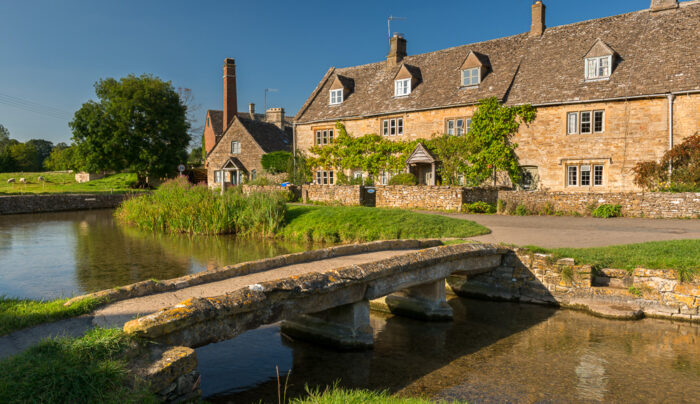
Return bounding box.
[361,186,376,207]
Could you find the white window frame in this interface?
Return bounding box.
[580,111,592,134]
[394,78,411,96]
[329,89,343,105]
[567,166,578,186]
[585,55,612,80]
[382,118,404,136]
[447,119,455,135]
[315,170,334,185]
[466,118,472,133]
[315,129,334,145]
[214,170,222,184]
[456,119,464,135]
[580,165,591,186]
[593,165,604,186]
[461,67,480,86]
[567,112,578,135]
[593,110,605,133]
[231,141,241,154]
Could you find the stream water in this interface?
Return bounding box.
[1,210,698,403]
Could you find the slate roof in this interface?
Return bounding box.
[207,109,294,132]
[237,116,292,153]
[296,1,700,124]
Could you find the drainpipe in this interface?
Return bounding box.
[667,93,674,177]
[293,122,297,183]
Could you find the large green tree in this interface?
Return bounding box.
[0,124,9,144]
[8,142,39,172]
[44,143,77,171]
[26,139,54,170]
[70,74,190,183]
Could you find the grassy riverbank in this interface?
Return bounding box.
[0,172,143,194]
[527,239,700,281]
[291,387,463,404]
[282,205,489,243]
[0,296,101,336]
[0,328,154,403]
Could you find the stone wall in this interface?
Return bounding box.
[74,172,105,183]
[449,248,699,322]
[375,186,498,211]
[301,185,363,206]
[0,193,134,215]
[498,190,700,218]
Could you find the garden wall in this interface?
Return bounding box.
[375,186,498,211]
[0,193,134,215]
[301,185,363,206]
[448,249,699,322]
[497,191,700,218]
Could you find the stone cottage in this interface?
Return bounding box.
[204,58,292,187]
[294,0,700,191]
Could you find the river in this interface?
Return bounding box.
[1,210,698,403]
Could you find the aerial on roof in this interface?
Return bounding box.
[296,1,700,124]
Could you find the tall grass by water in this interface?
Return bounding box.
[0,296,101,336]
[115,177,287,235]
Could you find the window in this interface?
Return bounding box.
[353,171,363,180]
[382,118,404,136]
[567,166,578,186]
[330,89,343,105]
[461,67,480,86]
[466,118,472,133]
[251,169,257,181]
[585,56,612,80]
[567,112,578,135]
[593,111,604,133]
[380,171,393,185]
[315,170,334,185]
[214,170,222,183]
[594,165,604,186]
[315,129,334,145]
[394,78,410,96]
[447,119,454,135]
[580,165,591,186]
[580,112,592,134]
[231,141,241,154]
[446,118,467,136]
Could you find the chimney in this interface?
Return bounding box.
[530,1,546,37]
[386,34,407,69]
[248,103,256,120]
[650,0,678,11]
[266,107,285,130]
[223,58,237,132]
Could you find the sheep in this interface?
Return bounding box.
[7,178,15,183]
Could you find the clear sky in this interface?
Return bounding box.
[0,0,659,145]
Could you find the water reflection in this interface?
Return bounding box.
[0,210,313,299]
[204,298,699,404]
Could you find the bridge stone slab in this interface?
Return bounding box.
[384,278,454,321]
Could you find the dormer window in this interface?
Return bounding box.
[329,89,343,105]
[585,55,612,80]
[461,67,480,86]
[395,78,411,96]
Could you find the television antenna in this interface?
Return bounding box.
[264,88,278,111]
[387,15,407,39]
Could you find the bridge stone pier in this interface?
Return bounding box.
[123,242,507,350]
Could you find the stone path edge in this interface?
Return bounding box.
[64,239,444,308]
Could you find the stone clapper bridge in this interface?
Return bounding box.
[64,240,509,401]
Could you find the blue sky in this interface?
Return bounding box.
[0,0,657,145]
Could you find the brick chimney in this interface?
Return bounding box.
[249,103,256,120]
[266,107,285,129]
[530,1,546,37]
[223,58,237,132]
[650,0,678,11]
[386,34,407,69]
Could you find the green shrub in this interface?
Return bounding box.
[246,176,275,186]
[541,202,555,216]
[496,199,505,213]
[462,201,496,214]
[592,204,622,218]
[388,173,418,186]
[560,266,574,284]
[514,204,529,216]
[628,286,643,297]
[336,172,364,185]
[261,151,292,174]
[115,177,286,235]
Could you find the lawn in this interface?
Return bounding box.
[281,205,490,243]
[0,328,155,403]
[0,296,101,336]
[0,172,143,194]
[526,239,700,281]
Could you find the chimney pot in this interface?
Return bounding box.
[249,103,255,119]
[386,34,407,69]
[223,58,238,132]
[530,1,546,37]
[266,108,285,130]
[650,0,678,11]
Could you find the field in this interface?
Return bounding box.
[0,172,142,194]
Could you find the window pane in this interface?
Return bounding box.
[397,118,403,135]
[594,111,604,132]
[466,118,472,132]
[329,171,334,184]
[568,166,577,186]
[581,165,591,186]
[447,119,454,135]
[390,119,396,135]
[567,112,578,134]
[581,112,591,133]
[383,120,388,136]
[594,165,604,185]
[456,119,464,135]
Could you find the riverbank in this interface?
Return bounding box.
[0,172,142,195]
[0,296,100,336]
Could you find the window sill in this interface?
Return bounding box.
[584,77,610,83]
[393,95,410,99]
[459,85,479,90]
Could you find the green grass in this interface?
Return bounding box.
[291,386,465,404]
[0,328,156,403]
[116,177,287,235]
[0,296,102,336]
[0,172,144,194]
[281,205,489,243]
[525,239,700,281]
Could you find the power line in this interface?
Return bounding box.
[0,92,73,120]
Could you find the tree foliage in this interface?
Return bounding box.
[633,133,700,192]
[44,143,77,171]
[261,151,292,174]
[0,124,9,143]
[8,142,39,172]
[70,74,190,182]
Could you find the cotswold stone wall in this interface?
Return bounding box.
[0,193,133,215]
[301,185,363,206]
[449,249,699,322]
[497,191,700,218]
[375,186,498,211]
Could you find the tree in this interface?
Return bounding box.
[187,146,203,166]
[462,97,536,186]
[8,142,39,172]
[70,74,190,184]
[633,133,700,191]
[44,143,77,171]
[0,124,9,144]
[261,151,292,174]
[425,135,471,185]
[26,139,54,170]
